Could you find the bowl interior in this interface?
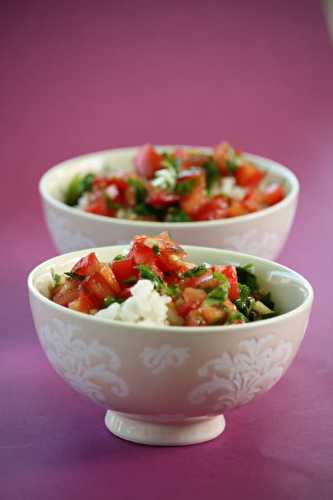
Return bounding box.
[41,146,297,207]
[30,245,312,326]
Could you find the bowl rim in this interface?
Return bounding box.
[39,145,299,229]
[28,244,313,335]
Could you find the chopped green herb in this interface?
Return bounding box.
[236,264,258,293]
[162,283,181,298]
[175,179,196,195]
[183,264,209,279]
[137,264,163,287]
[166,207,191,222]
[81,173,95,193]
[152,244,160,255]
[212,272,229,286]
[202,159,220,193]
[64,272,85,281]
[103,296,118,308]
[51,268,61,286]
[234,284,255,319]
[64,173,95,206]
[128,178,147,204]
[122,276,138,286]
[225,311,247,324]
[113,254,126,261]
[226,148,242,174]
[204,281,230,307]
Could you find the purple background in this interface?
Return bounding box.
[1,1,333,498]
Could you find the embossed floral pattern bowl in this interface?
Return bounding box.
[28,245,313,446]
[39,147,299,259]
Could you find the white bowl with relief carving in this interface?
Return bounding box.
[39,147,299,259]
[28,245,313,446]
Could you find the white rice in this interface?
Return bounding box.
[95,279,171,326]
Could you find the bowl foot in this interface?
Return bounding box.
[105,411,225,446]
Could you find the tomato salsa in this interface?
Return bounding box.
[50,233,278,326]
[64,143,285,222]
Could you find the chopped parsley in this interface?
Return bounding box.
[122,276,138,286]
[166,207,191,222]
[103,295,123,308]
[64,272,85,281]
[65,173,95,206]
[113,254,126,261]
[137,264,163,287]
[204,281,229,307]
[234,283,255,319]
[152,244,160,255]
[202,159,220,193]
[236,264,258,293]
[51,268,61,286]
[182,264,209,279]
[175,179,196,195]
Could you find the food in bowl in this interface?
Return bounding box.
[50,232,278,326]
[28,242,313,446]
[64,143,285,222]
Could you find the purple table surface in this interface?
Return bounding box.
[1,0,333,498]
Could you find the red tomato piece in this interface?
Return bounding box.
[85,193,109,216]
[227,200,249,217]
[243,188,265,212]
[82,272,117,303]
[134,144,162,179]
[93,177,128,191]
[68,292,97,314]
[52,279,81,306]
[71,252,100,276]
[98,264,121,295]
[112,257,137,283]
[263,183,284,206]
[184,270,220,290]
[214,265,240,301]
[146,190,180,207]
[183,287,207,304]
[213,142,232,175]
[201,306,226,325]
[194,196,228,221]
[235,163,264,187]
[180,173,206,216]
[176,301,198,318]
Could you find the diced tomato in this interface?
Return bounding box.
[98,264,121,295]
[263,183,284,206]
[71,252,100,277]
[133,144,162,179]
[184,270,220,290]
[180,173,206,216]
[176,301,198,318]
[183,287,207,305]
[129,235,156,266]
[146,190,179,207]
[201,306,226,325]
[213,142,232,175]
[82,272,117,303]
[68,292,97,314]
[194,196,228,221]
[85,193,110,216]
[214,265,240,301]
[235,163,265,187]
[243,189,265,212]
[112,257,137,284]
[93,177,128,191]
[52,279,81,306]
[224,298,238,312]
[185,309,207,326]
[227,200,249,217]
[178,167,203,181]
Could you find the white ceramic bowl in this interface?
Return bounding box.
[28,245,313,446]
[39,147,299,259]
